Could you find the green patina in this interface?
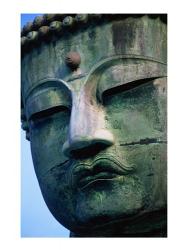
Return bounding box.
[21,14,167,237]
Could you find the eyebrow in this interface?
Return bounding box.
[24,78,71,103]
[82,54,167,87]
[88,54,166,75]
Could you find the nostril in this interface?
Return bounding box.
[70,143,109,159]
[62,130,114,158]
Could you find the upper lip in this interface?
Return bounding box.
[71,155,135,189]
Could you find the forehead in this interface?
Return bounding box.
[21,16,167,100]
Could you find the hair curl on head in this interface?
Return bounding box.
[21,14,167,56]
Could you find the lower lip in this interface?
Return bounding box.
[78,172,121,190]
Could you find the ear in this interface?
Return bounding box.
[21,108,30,141]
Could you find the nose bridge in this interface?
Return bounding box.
[70,89,102,142]
[62,88,114,157]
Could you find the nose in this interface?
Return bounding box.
[62,92,114,159]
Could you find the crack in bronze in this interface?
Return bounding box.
[120,138,167,146]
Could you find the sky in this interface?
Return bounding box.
[21,14,69,237]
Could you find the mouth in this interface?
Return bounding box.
[78,172,120,190]
[72,156,135,190]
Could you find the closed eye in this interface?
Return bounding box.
[29,105,70,122]
[102,77,157,100]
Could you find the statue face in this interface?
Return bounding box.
[22,16,167,234]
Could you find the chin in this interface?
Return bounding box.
[71,176,147,227]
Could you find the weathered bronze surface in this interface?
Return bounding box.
[21,14,167,237]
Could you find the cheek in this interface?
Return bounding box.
[103,81,167,209]
[104,81,167,143]
[121,143,167,209]
[36,163,77,230]
[29,112,70,177]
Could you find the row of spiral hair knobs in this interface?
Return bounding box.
[21,14,167,56]
[21,14,103,54]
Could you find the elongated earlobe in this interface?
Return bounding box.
[21,108,30,141]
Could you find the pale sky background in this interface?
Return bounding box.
[21,14,69,237]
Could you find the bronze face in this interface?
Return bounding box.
[21,15,167,236]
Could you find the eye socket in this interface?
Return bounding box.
[101,77,157,103]
[29,105,70,122]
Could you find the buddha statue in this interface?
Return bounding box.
[21,14,167,237]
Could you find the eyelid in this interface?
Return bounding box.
[97,61,167,101]
[100,77,158,100]
[26,88,71,120]
[29,105,70,122]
